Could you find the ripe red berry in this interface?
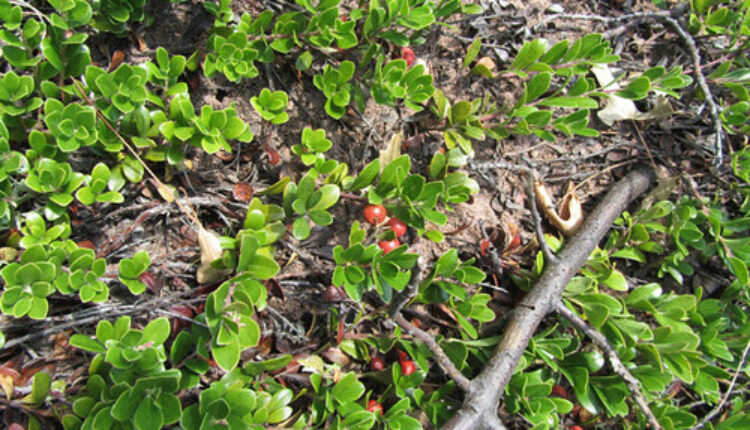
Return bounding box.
[400,360,416,376]
[397,350,408,361]
[378,239,400,254]
[569,426,584,430]
[366,399,383,415]
[388,218,407,238]
[370,357,384,371]
[363,204,387,225]
[401,47,415,67]
[551,384,568,399]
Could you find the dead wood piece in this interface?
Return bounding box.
[441,166,654,430]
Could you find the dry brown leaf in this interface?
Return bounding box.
[0,366,19,400]
[232,183,253,202]
[321,347,350,366]
[108,50,125,72]
[379,132,402,171]
[535,181,584,236]
[196,227,232,284]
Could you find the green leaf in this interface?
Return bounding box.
[538,97,598,108]
[213,342,241,371]
[424,230,444,242]
[331,372,365,403]
[350,159,380,191]
[69,334,105,353]
[27,371,51,405]
[310,184,340,210]
[450,101,472,124]
[525,72,551,102]
[602,269,628,291]
[142,317,170,346]
[134,397,164,430]
[112,388,140,422]
[510,39,547,71]
[246,254,280,280]
[463,38,481,69]
[292,216,311,240]
[296,51,313,71]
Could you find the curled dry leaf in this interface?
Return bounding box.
[108,50,125,72]
[503,221,521,251]
[0,366,19,400]
[322,347,350,366]
[534,181,584,236]
[77,240,95,250]
[196,227,232,284]
[232,183,253,202]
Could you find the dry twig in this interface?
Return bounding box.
[691,339,750,430]
[555,301,662,429]
[524,173,558,264]
[392,314,472,392]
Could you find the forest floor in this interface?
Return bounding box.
[0,0,743,428]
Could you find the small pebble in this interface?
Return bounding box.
[547,4,564,14]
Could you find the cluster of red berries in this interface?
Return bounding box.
[365,351,417,415]
[363,204,408,254]
[369,351,416,375]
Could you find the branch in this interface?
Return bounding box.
[692,339,750,430]
[441,166,654,430]
[554,301,662,430]
[393,314,472,393]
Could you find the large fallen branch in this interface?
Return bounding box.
[442,166,655,430]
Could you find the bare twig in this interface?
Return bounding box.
[442,166,654,429]
[555,301,662,429]
[389,257,426,317]
[691,339,750,430]
[392,314,472,392]
[470,160,534,175]
[524,173,558,264]
[1,290,207,351]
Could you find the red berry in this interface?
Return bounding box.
[401,47,415,67]
[366,400,383,415]
[363,204,387,225]
[400,360,416,376]
[388,218,407,238]
[378,239,400,254]
[551,384,568,399]
[569,426,584,430]
[322,285,345,302]
[370,357,384,371]
[397,350,408,361]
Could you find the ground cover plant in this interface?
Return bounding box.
[0,0,749,429]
